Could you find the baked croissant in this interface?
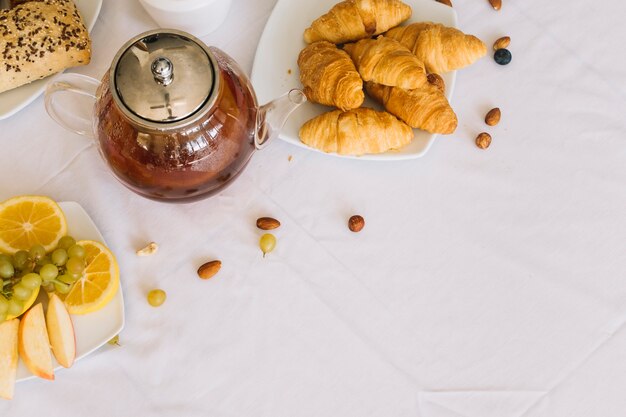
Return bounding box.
[385,22,487,73]
[299,108,413,155]
[304,0,412,44]
[343,36,427,89]
[365,82,457,134]
[298,41,364,111]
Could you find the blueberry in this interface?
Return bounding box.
[494,49,512,65]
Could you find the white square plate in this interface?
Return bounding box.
[17,201,125,382]
[0,0,103,120]
[251,0,458,161]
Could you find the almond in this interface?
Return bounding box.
[485,108,501,126]
[197,260,222,280]
[493,36,510,51]
[489,0,502,10]
[256,217,281,230]
[427,73,445,93]
[476,132,492,149]
[348,215,365,232]
[436,0,452,6]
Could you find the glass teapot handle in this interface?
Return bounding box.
[255,89,306,150]
[45,73,100,138]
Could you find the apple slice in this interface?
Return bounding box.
[0,319,20,400]
[46,294,76,368]
[18,304,54,380]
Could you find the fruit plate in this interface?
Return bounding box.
[0,0,103,120]
[16,201,125,382]
[251,0,458,161]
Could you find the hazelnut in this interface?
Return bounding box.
[476,132,492,149]
[348,215,365,232]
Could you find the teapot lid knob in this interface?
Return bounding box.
[109,29,220,128]
[151,57,174,86]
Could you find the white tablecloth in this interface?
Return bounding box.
[2,0,626,416]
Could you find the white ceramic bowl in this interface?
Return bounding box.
[138,0,232,37]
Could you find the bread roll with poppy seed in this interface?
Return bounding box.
[0,0,91,93]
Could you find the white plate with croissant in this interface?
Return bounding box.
[252,0,488,160]
[0,0,102,120]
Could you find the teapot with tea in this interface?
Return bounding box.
[45,29,305,202]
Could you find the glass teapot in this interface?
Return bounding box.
[45,29,305,203]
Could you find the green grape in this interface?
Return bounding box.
[0,311,6,323]
[0,296,8,314]
[7,299,23,316]
[0,260,14,279]
[54,281,71,294]
[57,236,76,250]
[67,244,86,259]
[58,274,78,285]
[66,257,85,275]
[20,273,42,290]
[259,233,277,257]
[147,289,166,307]
[13,250,30,270]
[39,264,59,282]
[42,282,55,293]
[51,248,68,266]
[0,254,11,264]
[29,244,46,261]
[36,256,52,267]
[12,284,32,301]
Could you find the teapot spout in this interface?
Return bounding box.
[255,89,307,150]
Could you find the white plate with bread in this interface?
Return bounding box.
[0,0,102,120]
[252,0,486,160]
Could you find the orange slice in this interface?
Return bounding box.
[0,196,67,254]
[63,240,119,315]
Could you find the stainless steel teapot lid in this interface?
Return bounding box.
[110,29,219,129]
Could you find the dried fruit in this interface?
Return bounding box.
[197,260,222,280]
[436,0,452,6]
[136,242,158,256]
[256,217,281,230]
[476,132,492,149]
[485,108,501,126]
[488,0,501,10]
[494,49,512,65]
[493,36,510,51]
[348,215,365,232]
[427,73,445,93]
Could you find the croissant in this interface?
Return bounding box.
[304,0,412,44]
[385,22,487,73]
[365,82,457,134]
[343,36,427,89]
[298,41,364,111]
[299,108,413,155]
